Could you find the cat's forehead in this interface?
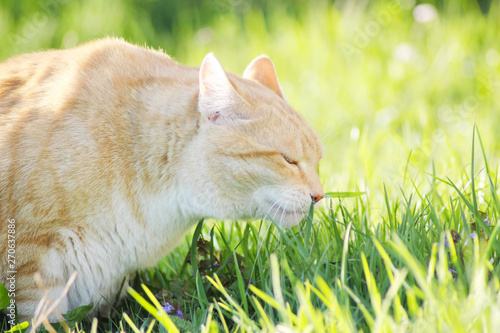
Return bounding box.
[286,113,323,160]
[253,102,323,160]
[232,73,322,159]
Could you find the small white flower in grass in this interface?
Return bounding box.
[413,4,437,23]
[350,127,360,141]
[394,43,415,63]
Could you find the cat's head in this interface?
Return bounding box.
[190,53,323,228]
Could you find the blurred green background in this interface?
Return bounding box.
[1,0,499,219]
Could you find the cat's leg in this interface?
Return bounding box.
[15,281,70,324]
[14,249,71,325]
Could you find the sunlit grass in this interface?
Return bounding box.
[1,0,500,332]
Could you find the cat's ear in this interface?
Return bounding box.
[198,53,246,124]
[243,55,284,99]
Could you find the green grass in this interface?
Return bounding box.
[1,0,500,332]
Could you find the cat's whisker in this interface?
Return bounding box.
[280,201,289,225]
[267,200,282,223]
[259,189,310,227]
[261,192,278,212]
[258,186,289,221]
[271,195,290,225]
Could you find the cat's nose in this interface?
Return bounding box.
[309,175,324,204]
[311,193,324,204]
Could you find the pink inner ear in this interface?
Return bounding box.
[257,70,282,97]
[243,56,284,99]
[198,53,235,99]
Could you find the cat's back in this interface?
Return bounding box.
[0,38,180,112]
[0,38,191,227]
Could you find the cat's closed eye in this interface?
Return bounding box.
[282,154,299,166]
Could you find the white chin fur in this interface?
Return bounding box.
[271,209,308,228]
[253,186,311,228]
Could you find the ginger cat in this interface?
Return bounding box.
[0,38,323,324]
